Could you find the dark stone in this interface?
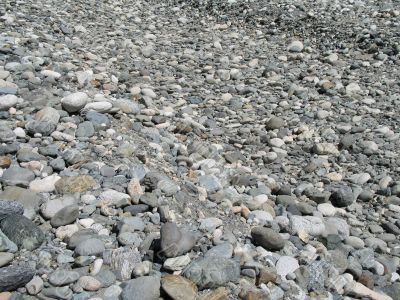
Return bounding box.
[0,265,35,291]
[0,200,24,220]
[251,226,285,251]
[0,214,45,250]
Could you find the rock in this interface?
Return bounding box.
[344,281,392,300]
[25,120,56,136]
[199,217,222,232]
[0,265,35,291]
[49,269,80,286]
[75,238,105,256]
[265,116,285,130]
[61,92,89,112]
[161,275,197,300]
[164,254,191,271]
[1,166,35,187]
[50,205,79,227]
[0,95,19,110]
[197,287,229,300]
[0,186,41,220]
[25,276,43,295]
[205,243,233,258]
[0,215,44,250]
[183,257,240,289]
[0,230,17,252]
[35,107,60,125]
[121,276,160,300]
[288,40,304,52]
[76,121,95,137]
[29,174,61,193]
[0,253,13,267]
[251,227,285,251]
[0,200,24,220]
[42,286,73,299]
[55,175,96,194]
[289,215,326,236]
[330,185,357,207]
[160,222,197,258]
[77,276,102,291]
[276,256,300,278]
[313,143,340,156]
[199,175,222,193]
[317,203,336,216]
[103,247,141,281]
[41,195,77,219]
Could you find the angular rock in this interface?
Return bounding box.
[0,265,35,291]
[160,222,197,258]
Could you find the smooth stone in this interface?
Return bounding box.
[61,92,89,113]
[161,275,197,300]
[42,286,73,300]
[121,276,160,300]
[163,254,191,271]
[35,107,60,125]
[183,257,240,289]
[0,95,19,110]
[41,195,77,219]
[289,216,326,236]
[0,215,44,250]
[77,276,102,291]
[317,203,336,216]
[275,256,300,277]
[75,238,105,256]
[0,252,14,267]
[26,276,44,295]
[330,185,357,207]
[0,230,18,252]
[204,243,233,258]
[251,227,285,251]
[160,222,197,258]
[288,40,304,52]
[50,205,79,227]
[49,270,80,286]
[0,265,35,291]
[29,174,61,193]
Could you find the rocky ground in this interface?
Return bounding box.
[0,0,399,299]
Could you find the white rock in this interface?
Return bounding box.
[29,174,61,193]
[163,254,191,271]
[346,83,361,95]
[55,224,79,240]
[98,189,131,206]
[141,88,157,98]
[276,256,300,277]
[0,94,20,110]
[344,281,392,300]
[287,40,304,52]
[41,70,61,79]
[79,218,95,228]
[348,173,371,185]
[41,196,77,219]
[61,92,89,113]
[317,203,336,217]
[289,216,326,236]
[13,127,26,138]
[83,101,112,113]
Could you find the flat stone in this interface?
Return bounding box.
[160,222,197,258]
[161,275,197,300]
[1,166,35,187]
[49,269,80,286]
[183,257,240,289]
[0,265,35,291]
[55,175,96,194]
[121,276,160,300]
[289,216,326,236]
[251,227,285,251]
[50,205,79,227]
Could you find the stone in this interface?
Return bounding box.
[76,121,95,137]
[25,276,43,295]
[275,256,300,278]
[0,200,24,220]
[164,254,191,271]
[289,216,326,236]
[0,95,19,110]
[0,265,35,291]
[41,195,77,219]
[29,174,61,193]
[103,247,141,281]
[77,276,102,291]
[75,238,105,256]
[121,276,160,300]
[183,257,240,289]
[0,187,38,220]
[205,243,233,258]
[50,205,79,227]
[55,175,96,194]
[288,40,304,52]
[49,269,80,286]
[0,230,17,252]
[251,227,285,251]
[330,185,356,207]
[61,92,89,112]
[0,215,44,250]
[0,253,14,267]
[42,286,73,300]
[1,166,35,187]
[35,107,60,125]
[160,222,197,258]
[161,275,197,300]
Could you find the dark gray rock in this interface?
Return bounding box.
[50,205,79,227]
[76,121,95,137]
[183,256,240,289]
[251,226,285,251]
[0,200,24,220]
[330,185,356,207]
[74,238,105,256]
[25,120,56,136]
[160,222,197,258]
[0,265,35,291]
[0,215,44,250]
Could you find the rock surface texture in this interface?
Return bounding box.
[0,0,398,299]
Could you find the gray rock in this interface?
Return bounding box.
[75,238,105,256]
[0,252,14,267]
[25,120,56,136]
[103,247,141,281]
[205,243,233,258]
[121,276,160,300]
[0,186,41,220]
[0,229,18,252]
[0,94,19,110]
[198,175,222,193]
[0,124,16,142]
[183,256,240,289]
[0,215,45,250]
[50,205,79,227]
[42,286,73,300]
[251,226,285,251]
[0,265,35,291]
[160,222,197,258]
[76,121,95,137]
[1,165,35,187]
[0,200,24,220]
[49,269,80,286]
[265,116,285,130]
[289,215,326,236]
[330,185,357,207]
